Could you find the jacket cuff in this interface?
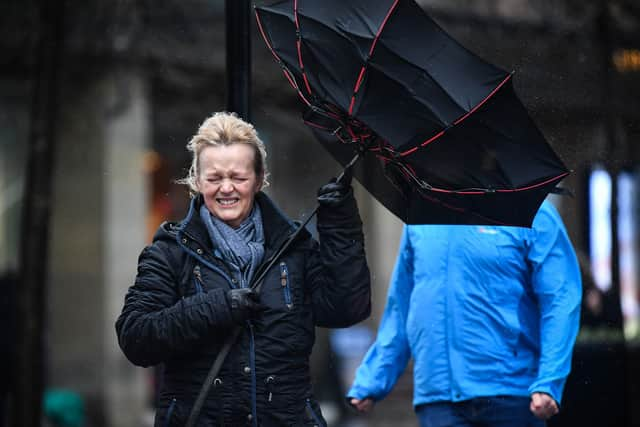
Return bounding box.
[528,378,565,405]
[205,288,234,327]
[346,384,376,401]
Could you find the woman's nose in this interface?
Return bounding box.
[220,179,234,192]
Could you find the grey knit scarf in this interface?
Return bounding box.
[200,202,265,288]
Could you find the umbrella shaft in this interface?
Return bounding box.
[336,152,360,184]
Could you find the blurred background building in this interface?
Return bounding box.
[1,0,639,426]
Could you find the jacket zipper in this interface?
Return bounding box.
[176,230,235,289]
[265,375,276,403]
[249,323,257,427]
[280,262,293,309]
[193,265,204,293]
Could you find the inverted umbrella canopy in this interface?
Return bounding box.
[255,0,570,227]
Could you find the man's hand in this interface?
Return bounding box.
[530,392,559,420]
[350,397,374,414]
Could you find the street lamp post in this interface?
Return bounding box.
[16,1,64,426]
[225,0,252,121]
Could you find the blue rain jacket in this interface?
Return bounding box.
[348,201,581,407]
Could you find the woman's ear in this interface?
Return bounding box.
[255,174,264,192]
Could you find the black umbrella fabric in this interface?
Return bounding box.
[255,0,570,227]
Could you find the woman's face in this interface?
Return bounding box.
[196,144,262,228]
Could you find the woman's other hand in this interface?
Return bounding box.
[225,288,265,324]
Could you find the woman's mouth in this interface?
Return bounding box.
[216,198,239,206]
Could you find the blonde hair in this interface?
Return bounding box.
[179,112,270,195]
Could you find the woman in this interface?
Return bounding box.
[115,112,371,426]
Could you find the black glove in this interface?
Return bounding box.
[225,288,264,324]
[316,167,362,229]
[317,167,353,207]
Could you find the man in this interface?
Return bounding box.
[347,200,581,427]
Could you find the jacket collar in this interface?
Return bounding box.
[176,192,297,251]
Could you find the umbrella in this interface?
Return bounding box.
[255,0,570,227]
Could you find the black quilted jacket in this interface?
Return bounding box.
[115,191,371,426]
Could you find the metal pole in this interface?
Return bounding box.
[225,0,252,121]
[597,5,628,425]
[15,1,63,426]
[598,1,624,330]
